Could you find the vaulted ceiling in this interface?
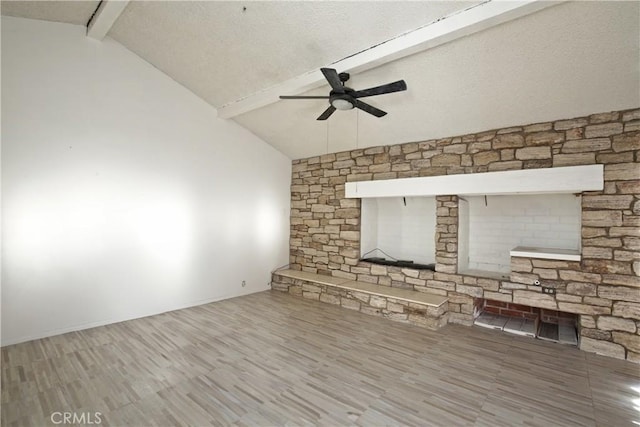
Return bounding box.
[2,1,639,159]
[1,0,98,25]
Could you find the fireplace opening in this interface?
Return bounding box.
[360,255,436,270]
[361,196,436,266]
[474,299,579,346]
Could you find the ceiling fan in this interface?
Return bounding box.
[279,68,407,120]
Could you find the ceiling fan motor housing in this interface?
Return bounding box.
[330,90,355,110]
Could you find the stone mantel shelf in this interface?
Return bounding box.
[510,246,581,262]
[345,164,603,198]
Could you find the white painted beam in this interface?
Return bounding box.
[218,0,562,119]
[87,0,130,40]
[345,165,603,198]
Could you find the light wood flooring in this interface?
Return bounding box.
[2,291,639,426]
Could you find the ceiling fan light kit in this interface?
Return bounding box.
[331,96,354,111]
[279,68,407,120]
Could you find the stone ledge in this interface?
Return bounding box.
[510,246,581,262]
[272,269,449,330]
[274,269,448,307]
[275,269,349,287]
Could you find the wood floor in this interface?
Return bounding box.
[2,291,639,426]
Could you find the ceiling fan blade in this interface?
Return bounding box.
[321,68,345,93]
[352,80,407,98]
[354,100,387,118]
[317,105,336,120]
[280,96,330,99]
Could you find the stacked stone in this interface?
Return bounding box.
[509,257,639,359]
[272,273,448,330]
[288,108,640,362]
[435,196,458,274]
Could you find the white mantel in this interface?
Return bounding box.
[345,165,603,198]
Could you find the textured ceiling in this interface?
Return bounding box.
[2,1,638,161]
[0,0,99,25]
[235,1,640,159]
[108,1,478,108]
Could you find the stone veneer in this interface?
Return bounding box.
[271,271,449,330]
[289,108,640,362]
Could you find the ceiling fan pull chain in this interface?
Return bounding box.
[356,108,359,150]
[326,117,330,155]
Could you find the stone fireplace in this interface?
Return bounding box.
[286,108,639,363]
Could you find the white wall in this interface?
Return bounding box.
[361,197,436,265]
[360,198,378,259]
[1,17,291,346]
[462,194,581,273]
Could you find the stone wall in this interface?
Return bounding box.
[289,108,640,362]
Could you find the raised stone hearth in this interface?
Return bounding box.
[272,269,449,330]
[287,108,640,362]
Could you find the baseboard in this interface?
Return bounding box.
[1,288,265,347]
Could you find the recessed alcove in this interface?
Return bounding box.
[458,194,582,275]
[349,165,600,276]
[361,196,436,266]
